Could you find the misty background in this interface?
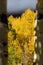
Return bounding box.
[7,0,36,14]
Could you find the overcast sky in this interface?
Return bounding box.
[7,0,36,14]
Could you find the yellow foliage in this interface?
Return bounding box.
[8,9,36,65]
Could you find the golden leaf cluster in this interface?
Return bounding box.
[8,9,36,65]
